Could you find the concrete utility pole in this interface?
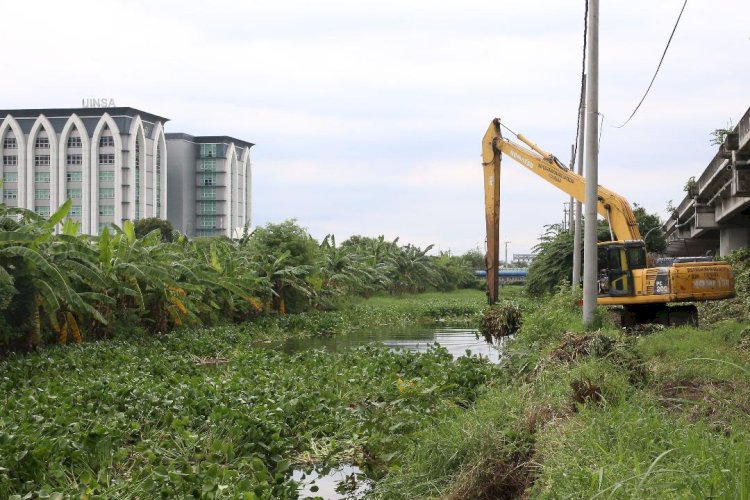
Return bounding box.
[572,76,586,294]
[568,145,575,234]
[583,0,599,327]
[504,241,512,268]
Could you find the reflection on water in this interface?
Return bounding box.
[293,465,370,499]
[279,325,502,363]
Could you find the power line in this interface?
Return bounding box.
[572,0,588,165]
[610,0,688,129]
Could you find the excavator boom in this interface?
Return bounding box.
[482,118,639,304]
[481,118,735,322]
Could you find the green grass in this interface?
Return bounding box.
[533,396,750,498]
[373,290,750,499]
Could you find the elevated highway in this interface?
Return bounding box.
[663,106,750,256]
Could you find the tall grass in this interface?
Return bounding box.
[373,287,750,499]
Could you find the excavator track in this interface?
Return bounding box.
[614,304,698,328]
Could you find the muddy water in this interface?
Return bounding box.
[279,325,502,363]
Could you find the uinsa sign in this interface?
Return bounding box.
[81,98,116,108]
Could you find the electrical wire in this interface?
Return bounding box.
[572,0,588,164]
[610,0,688,129]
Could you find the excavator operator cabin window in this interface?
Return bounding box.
[626,246,647,270]
[608,247,623,271]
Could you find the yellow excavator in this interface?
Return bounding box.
[482,118,735,326]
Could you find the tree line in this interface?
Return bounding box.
[0,201,483,351]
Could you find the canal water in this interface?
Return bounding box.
[276,324,502,499]
[278,325,502,363]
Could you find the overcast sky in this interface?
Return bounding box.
[3,0,748,257]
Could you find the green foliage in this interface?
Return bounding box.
[632,203,666,253]
[528,203,666,296]
[699,248,750,324]
[683,175,698,195]
[460,248,485,270]
[526,224,574,296]
[709,119,734,146]
[0,321,499,497]
[431,252,476,292]
[133,217,175,242]
[0,206,478,346]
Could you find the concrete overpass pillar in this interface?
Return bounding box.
[720,226,750,256]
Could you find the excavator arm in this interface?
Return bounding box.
[482,118,641,304]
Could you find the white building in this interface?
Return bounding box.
[0,107,167,234]
[0,107,253,237]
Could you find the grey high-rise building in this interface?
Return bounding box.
[166,134,253,238]
[0,107,253,237]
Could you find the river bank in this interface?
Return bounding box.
[373,290,750,498]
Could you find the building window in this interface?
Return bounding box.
[156,147,161,214]
[99,136,115,147]
[99,188,115,199]
[67,154,83,165]
[35,137,50,149]
[66,188,82,199]
[35,189,50,200]
[135,137,141,219]
[200,187,216,200]
[70,205,82,217]
[200,201,217,214]
[99,205,115,216]
[34,172,50,183]
[35,155,51,166]
[200,144,217,158]
[99,170,115,182]
[201,173,216,186]
[35,206,51,217]
[201,158,216,171]
[2,155,17,166]
[199,216,217,228]
[99,154,115,165]
[67,136,82,148]
[3,172,18,183]
[66,171,82,182]
[98,222,113,233]
[3,137,17,149]
[3,189,17,200]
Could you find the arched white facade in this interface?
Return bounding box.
[241,147,252,230]
[0,116,26,207]
[0,108,170,235]
[151,123,167,219]
[91,114,124,233]
[26,115,59,211]
[59,114,91,232]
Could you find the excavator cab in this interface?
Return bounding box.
[597,241,647,297]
